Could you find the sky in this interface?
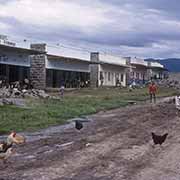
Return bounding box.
[0,0,180,59]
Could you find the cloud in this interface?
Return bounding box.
[0,21,10,31]
[0,0,111,32]
[0,0,180,58]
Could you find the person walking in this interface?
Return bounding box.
[148,81,157,103]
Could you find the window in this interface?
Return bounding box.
[108,72,111,81]
[104,72,107,81]
[0,64,6,76]
[111,73,114,81]
[100,71,104,80]
[121,74,124,82]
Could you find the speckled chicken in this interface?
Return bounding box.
[0,132,25,153]
[0,148,14,164]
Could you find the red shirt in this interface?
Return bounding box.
[149,84,157,94]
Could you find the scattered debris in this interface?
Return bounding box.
[55,142,74,148]
[127,101,137,105]
[0,87,50,99]
[85,143,92,147]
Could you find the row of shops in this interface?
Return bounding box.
[0,42,167,89]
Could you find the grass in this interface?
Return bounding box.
[0,87,178,134]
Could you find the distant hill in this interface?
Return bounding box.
[145,58,180,72]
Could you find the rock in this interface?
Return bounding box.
[0,87,11,98]
[2,98,13,105]
[22,89,28,93]
[157,78,180,89]
[37,90,49,99]
[0,100,3,106]
[0,87,50,99]
[11,88,21,97]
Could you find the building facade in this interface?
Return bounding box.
[0,40,167,89]
[0,43,129,89]
[90,52,129,87]
[0,44,40,84]
[125,57,167,85]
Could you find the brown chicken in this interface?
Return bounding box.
[0,132,25,153]
[151,132,168,145]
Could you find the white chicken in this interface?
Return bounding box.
[175,96,180,110]
[175,96,180,115]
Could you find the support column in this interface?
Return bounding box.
[147,62,152,80]
[30,54,46,89]
[125,57,131,86]
[90,52,100,88]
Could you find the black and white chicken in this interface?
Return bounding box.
[0,148,14,164]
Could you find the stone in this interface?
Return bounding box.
[37,90,49,99]
[11,88,21,97]
[2,98,13,105]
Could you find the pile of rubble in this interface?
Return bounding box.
[157,79,180,89]
[0,78,52,99]
[0,87,50,99]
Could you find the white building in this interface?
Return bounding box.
[0,35,167,89]
[90,52,129,87]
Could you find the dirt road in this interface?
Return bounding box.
[1,100,180,180]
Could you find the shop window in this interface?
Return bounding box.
[108,72,111,81]
[136,72,139,79]
[121,74,124,82]
[100,71,104,80]
[104,72,107,81]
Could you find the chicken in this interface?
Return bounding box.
[151,132,168,145]
[7,132,25,144]
[0,148,14,164]
[0,132,25,153]
[174,96,180,116]
[75,120,83,130]
[0,141,12,153]
[175,96,180,110]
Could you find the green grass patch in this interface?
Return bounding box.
[0,87,178,134]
